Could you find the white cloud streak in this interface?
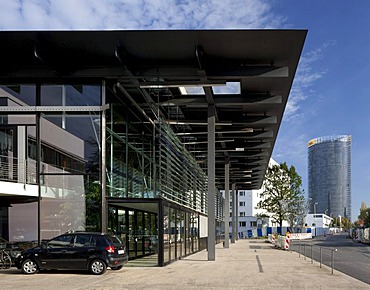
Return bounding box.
[0,0,284,30]
[284,42,334,122]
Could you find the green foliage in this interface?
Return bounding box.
[331,216,351,229]
[257,162,306,230]
[85,181,101,232]
[358,207,370,228]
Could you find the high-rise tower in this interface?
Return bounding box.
[308,135,352,220]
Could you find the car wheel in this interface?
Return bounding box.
[21,259,38,274]
[90,259,106,275]
[111,265,123,270]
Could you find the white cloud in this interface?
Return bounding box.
[283,42,334,121]
[0,0,284,30]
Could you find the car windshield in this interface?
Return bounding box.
[105,235,123,245]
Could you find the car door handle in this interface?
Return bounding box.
[88,249,95,252]
[61,250,67,253]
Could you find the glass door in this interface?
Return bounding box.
[128,210,137,258]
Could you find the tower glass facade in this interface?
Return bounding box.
[308,135,351,220]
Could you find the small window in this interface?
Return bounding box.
[74,235,92,247]
[96,236,109,247]
[239,202,245,207]
[106,234,123,245]
[239,212,245,217]
[48,235,73,248]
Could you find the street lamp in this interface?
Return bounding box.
[314,202,318,236]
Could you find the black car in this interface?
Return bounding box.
[15,232,128,275]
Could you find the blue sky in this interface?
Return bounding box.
[0,0,368,221]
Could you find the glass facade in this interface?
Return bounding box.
[0,29,308,267]
[0,82,224,266]
[308,135,352,220]
[0,84,101,247]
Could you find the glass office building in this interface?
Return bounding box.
[308,135,352,220]
[0,83,225,266]
[0,30,306,266]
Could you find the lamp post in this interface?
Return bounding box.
[338,215,342,232]
[314,202,318,236]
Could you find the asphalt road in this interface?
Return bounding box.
[290,232,370,285]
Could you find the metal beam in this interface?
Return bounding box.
[0,105,109,112]
[139,80,226,88]
[161,95,282,106]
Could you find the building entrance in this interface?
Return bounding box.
[108,200,159,265]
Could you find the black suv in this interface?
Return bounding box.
[15,232,128,275]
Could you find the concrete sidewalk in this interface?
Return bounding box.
[0,239,369,290]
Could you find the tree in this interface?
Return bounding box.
[257,162,305,233]
[286,195,308,231]
[358,207,370,228]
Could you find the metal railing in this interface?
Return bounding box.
[0,154,83,186]
[0,154,36,184]
[291,240,338,274]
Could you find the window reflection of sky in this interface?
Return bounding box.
[181,82,240,95]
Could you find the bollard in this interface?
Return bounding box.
[285,234,290,250]
[331,249,337,274]
[304,244,306,260]
[311,245,313,264]
[320,247,322,268]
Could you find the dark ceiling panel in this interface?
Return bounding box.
[0,29,307,190]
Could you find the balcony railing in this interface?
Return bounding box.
[0,155,36,184]
[0,155,82,185]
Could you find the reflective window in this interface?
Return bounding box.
[74,235,92,247]
[163,206,170,263]
[2,85,36,106]
[170,208,176,260]
[48,235,73,248]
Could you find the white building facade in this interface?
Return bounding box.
[221,159,290,238]
[304,213,332,228]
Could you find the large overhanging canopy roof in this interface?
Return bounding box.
[0,30,307,190]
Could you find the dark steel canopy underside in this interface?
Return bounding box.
[0,30,307,190]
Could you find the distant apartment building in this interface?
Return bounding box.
[221,159,289,237]
[308,135,352,220]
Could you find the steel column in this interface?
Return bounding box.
[236,189,239,241]
[224,159,230,248]
[101,81,108,233]
[36,84,41,245]
[207,104,216,261]
[231,183,236,243]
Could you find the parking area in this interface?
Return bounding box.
[0,239,369,290]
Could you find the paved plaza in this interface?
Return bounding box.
[1,239,369,290]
